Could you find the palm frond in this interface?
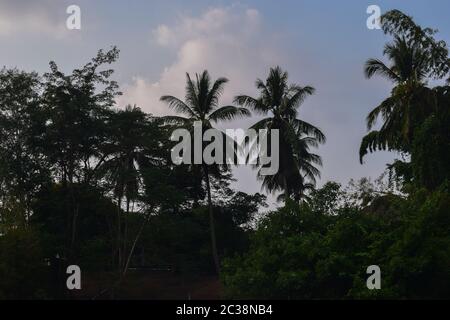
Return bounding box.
[160,95,197,118]
[234,95,270,114]
[366,97,396,129]
[249,117,272,131]
[208,105,250,122]
[206,77,228,109]
[292,118,326,143]
[282,85,315,116]
[359,130,389,163]
[365,58,400,82]
[185,73,200,114]
[161,115,191,126]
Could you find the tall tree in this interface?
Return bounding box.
[360,36,434,161]
[40,47,121,259]
[99,105,172,275]
[0,69,50,229]
[235,66,325,202]
[160,70,250,274]
[360,10,450,190]
[100,105,149,272]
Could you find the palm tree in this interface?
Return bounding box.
[160,70,250,274]
[235,66,325,202]
[361,10,450,190]
[360,35,435,162]
[101,105,151,272]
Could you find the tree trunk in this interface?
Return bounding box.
[123,197,131,270]
[93,209,152,300]
[116,197,122,273]
[68,182,78,262]
[122,212,150,276]
[203,164,220,275]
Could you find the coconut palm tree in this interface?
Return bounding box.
[234,66,325,202]
[360,35,435,162]
[100,105,152,272]
[361,10,450,190]
[160,70,250,274]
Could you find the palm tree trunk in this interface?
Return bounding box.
[94,209,153,300]
[123,197,130,269]
[122,211,150,277]
[202,164,220,275]
[116,197,122,273]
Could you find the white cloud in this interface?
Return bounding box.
[0,0,70,38]
[117,6,283,204]
[153,25,175,47]
[117,6,279,119]
[152,7,261,48]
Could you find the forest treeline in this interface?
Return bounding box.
[0,10,449,299]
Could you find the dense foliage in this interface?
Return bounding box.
[222,182,450,299]
[0,9,448,300]
[0,50,268,298]
[222,10,450,300]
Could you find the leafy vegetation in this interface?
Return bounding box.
[223,10,450,300]
[0,9,449,299]
[222,182,450,299]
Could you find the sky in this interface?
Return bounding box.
[1,0,449,208]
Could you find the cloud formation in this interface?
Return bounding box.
[0,0,70,38]
[117,6,279,119]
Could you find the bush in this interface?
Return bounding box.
[0,228,49,299]
[222,184,450,299]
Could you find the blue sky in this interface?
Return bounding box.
[1,0,449,207]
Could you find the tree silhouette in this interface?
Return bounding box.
[160,70,250,274]
[235,66,325,202]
